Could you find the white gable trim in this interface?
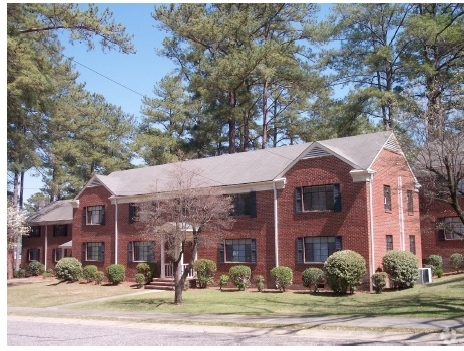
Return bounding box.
[73,175,115,205]
[277,141,359,178]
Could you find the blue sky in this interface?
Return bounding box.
[19,2,333,202]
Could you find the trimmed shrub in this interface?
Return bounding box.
[324,250,367,294]
[371,272,388,294]
[135,273,146,288]
[136,263,152,284]
[228,265,251,290]
[302,267,325,292]
[219,274,229,290]
[55,257,83,282]
[435,268,444,278]
[427,255,443,276]
[271,266,293,292]
[254,275,265,292]
[14,268,27,278]
[82,265,98,283]
[94,271,104,285]
[106,264,126,285]
[382,250,419,289]
[449,253,464,273]
[26,260,45,276]
[193,259,217,288]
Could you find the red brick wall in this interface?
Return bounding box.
[420,195,464,272]
[368,150,422,273]
[21,223,72,272]
[72,185,116,276]
[70,148,422,288]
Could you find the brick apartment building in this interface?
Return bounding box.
[24,131,427,289]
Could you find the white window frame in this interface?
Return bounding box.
[444,217,464,240]
[86,206,104,225]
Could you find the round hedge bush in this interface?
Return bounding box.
[371,272,388,294]
[135,273,146,288]
[450,253,464,272]
[136,262,152,283]
[193,259,217,288]
[26,260,45,276]
[323,250,367,294]
[55,257,83,282]
[82,265,98,283]
[271,266,293,291]
[427,254,443,276]
[228,265,251,290]
[382,250,419,289]
[106,264,126,285]
[302,267,325,292]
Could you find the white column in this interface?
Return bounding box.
[397,176,405,251]
[160,235,165,278]
[44,225,48,271]
[114,200,118,264]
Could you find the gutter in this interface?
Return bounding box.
[115,198,118,264]
[273,178,286,268]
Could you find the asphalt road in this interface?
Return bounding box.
[7,315,461,346]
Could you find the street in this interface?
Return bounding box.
[7,315,455,346]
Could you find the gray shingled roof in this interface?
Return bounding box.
[27,200,73,225]
[317,130,394,170]
[89,131,395,197]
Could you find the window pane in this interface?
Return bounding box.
[225,239,253,263]
[87,206,103,225]
[444,217,464,240]
[304,236,340,263]
[134,241,150,261]
[303,185,334,211]
[87,242,102,261]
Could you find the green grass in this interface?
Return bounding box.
[8,274,464,319]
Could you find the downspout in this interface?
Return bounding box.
[369,174,375,293]
[44,224,48,271]
[114,199,118,264]
[397,176,405,251]
[273,180,279,268]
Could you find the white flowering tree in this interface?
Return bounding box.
[7,199,30,279]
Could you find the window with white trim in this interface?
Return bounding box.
[128,241,155,262]
[438,217,464,240]
[407,190,414,214]
[82,242,105,262]
[297,236,342,263]
[384,185,392,211]
[54,248,71,262]
[409,236,416,255]
[218,239,257,263]
[28,248,40,261]
[295,184,341,213]
[83,206,105,225]
[386,235,393,251]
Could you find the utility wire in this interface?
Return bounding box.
[59,51,146,98]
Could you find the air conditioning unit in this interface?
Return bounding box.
[416,267,432,284]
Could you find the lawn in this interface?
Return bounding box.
[7,274,464,319]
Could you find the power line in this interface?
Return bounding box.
[59,51,146,98]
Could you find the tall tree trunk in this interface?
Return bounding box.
[19,171,25,209]
[228,92,237,154]
[13,170,19,208]
[262,78,268,149]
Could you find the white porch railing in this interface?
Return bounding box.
[164,263,196,279]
